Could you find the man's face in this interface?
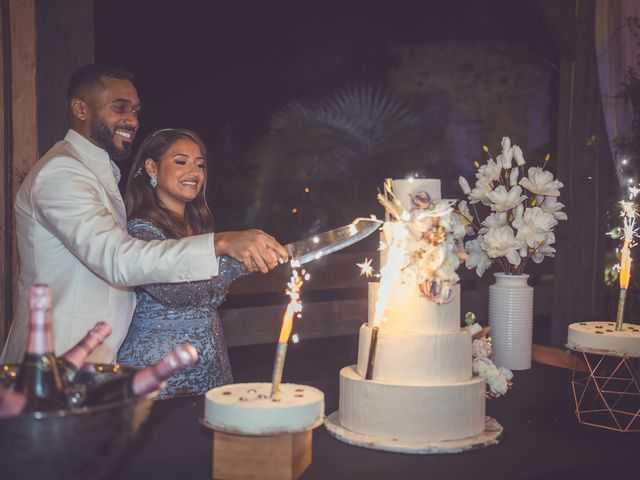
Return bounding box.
[86,77,141,162]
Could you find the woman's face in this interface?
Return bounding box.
[146,138,206,215]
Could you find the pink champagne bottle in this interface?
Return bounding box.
[0,388,27,417]
[57,321,112,382]
[83,343,198,405]
[13,284,68,411]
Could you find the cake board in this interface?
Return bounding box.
[324,412,502,454]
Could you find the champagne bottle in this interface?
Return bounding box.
[57,321,112,383]
[0,388,26,418]
[82,343,198,405]
[13,284,68,411]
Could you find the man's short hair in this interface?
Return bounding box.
[67,64,135,100]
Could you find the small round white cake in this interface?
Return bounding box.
[204,383,325,435]
[567,322,640,357]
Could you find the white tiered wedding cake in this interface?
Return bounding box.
[325,179,502,453]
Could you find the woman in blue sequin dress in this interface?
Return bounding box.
[116,128,271,398]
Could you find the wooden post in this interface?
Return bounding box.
[0,0,37,347]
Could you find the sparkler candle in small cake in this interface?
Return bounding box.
[567,188,640,356]
[203,263,323,480]
[271,265,304,398]
[615,200,637,331]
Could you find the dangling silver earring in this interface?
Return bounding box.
[150,175,158,189]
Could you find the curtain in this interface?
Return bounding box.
[595,0,640,186]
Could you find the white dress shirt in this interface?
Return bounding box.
[1,129,219,363]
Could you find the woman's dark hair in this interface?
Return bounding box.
[124,129,214,239]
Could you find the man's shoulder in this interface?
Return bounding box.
[16,141,96,205]
[39,140,87,170]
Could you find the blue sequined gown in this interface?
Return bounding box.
[116,218,246,399]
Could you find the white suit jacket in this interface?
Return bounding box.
[1,129,219,363]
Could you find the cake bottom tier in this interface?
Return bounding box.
[339,366,485,442]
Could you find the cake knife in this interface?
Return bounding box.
[283,218,382,265]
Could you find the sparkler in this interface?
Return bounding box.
[615,198,639,331]
[270,264,304,399]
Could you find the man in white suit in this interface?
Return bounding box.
[1,64,288,363]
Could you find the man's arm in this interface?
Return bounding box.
[31,156,287,284]
[31,156,217,286]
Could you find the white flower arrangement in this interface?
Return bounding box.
[375,181,466,304]
[465,312,513,398]
[457,137,567,276]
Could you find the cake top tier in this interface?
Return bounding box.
[391,179,441,211]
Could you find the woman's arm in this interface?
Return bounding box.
[129,219,248,307]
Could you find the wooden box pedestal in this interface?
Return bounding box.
[212,429,312,480]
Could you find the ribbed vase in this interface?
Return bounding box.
[488,273,533,370]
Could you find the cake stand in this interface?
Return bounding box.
[201,382,324,480]
[567,321,640,432]
[324,413,502,454]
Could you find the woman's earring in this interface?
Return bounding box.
[150,175,158,189]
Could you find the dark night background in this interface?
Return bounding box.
[95,0,559,247]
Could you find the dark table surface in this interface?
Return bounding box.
[112,335,638,480]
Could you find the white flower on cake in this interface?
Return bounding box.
[456,137,567,276]
[519,166,564,197]
[465,312,513,398]
[365,179,466,306]
[472,338,492,358]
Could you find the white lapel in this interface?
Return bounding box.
[63,130,128,228]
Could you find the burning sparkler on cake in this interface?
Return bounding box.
[613,191,640,331]
[271,264,305,399]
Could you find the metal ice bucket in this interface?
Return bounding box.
[0,363,155,480]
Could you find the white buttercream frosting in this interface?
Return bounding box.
[204,382,324,435]
[356,324,472,384]
[391,179,441,211]
[567,322,640,357]
[368,282,461,334]
[339,366,485,442]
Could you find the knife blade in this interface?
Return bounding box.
[284,218,382,265]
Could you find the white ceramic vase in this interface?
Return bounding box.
[488,273,533,370]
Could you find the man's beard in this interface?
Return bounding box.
[89,118,133,162]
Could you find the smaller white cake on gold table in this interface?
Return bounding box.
[203,382,324,480]
[566,321,640,432]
